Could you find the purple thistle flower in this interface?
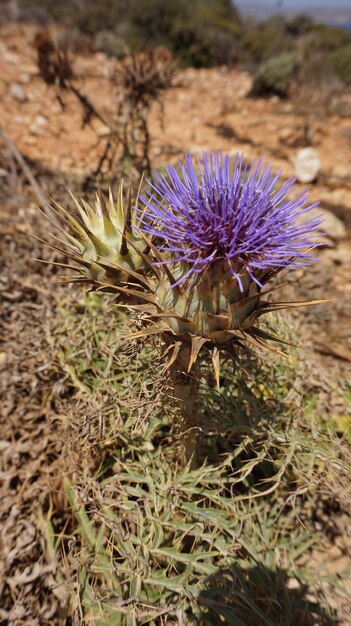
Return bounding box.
[138,152,322,290]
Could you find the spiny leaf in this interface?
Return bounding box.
[188,336,208,372]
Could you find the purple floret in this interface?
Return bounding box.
[137,152,322,290]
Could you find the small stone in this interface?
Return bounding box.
[19,73,31,84]
[228,148,245,159]
[309,208,346,241]
[176,92,188,103]
[294,147,320,183]
[3,51,19,64]
[29,115,48,136]
[21,65,38,76]
[189,145,208,156]
[279,127,294,141]
[321,209,346,241]
[324,555,351,576]
[35,114,48,126]
[323,242,350,264]
[286,577,300,590]
[332,164,350,179]
[9,83,28,103]
[96,124,110,137]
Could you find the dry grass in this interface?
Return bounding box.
[0,205,71,623]
[47,292,351,625]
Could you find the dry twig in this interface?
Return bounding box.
[0,126,59,226]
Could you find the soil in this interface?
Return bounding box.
[0,22,350,625]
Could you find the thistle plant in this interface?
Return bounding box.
[48,152,323,466]
[114,48,175,174]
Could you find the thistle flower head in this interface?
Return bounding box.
[138,152,321,290]
[48,182,147,285]
[43,153,326,378]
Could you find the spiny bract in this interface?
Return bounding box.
[49,181,147,286]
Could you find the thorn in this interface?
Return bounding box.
[211,347,220,390]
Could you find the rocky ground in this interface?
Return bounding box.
[1,21,351,625]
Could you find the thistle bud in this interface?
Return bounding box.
[52,182,146,286]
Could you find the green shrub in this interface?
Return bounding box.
[94,30,126,59]
[291,53,343,105]
[21,0,244,68]
[127,0,243,67]
[251,52,301,98]
[330,45,351,85]
[243,17,293,63]
[19,0,351,71]
[286,14,315,37]
[172,19,242,67]
[307,24,351,52]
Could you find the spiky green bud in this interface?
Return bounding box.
[51,182,147,286]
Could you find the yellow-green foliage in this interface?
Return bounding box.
[251,53,301,98]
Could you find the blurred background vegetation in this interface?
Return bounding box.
[4,0,350,90]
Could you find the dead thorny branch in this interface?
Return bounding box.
[34,30,176,181]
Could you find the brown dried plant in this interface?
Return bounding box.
[114,47,176,173]
[115,47,175,106]
[34,27,74,91]
[33,30,176,182]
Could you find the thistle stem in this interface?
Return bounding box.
[171,346,200,469]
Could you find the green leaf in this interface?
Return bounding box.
[151,547,218,575]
